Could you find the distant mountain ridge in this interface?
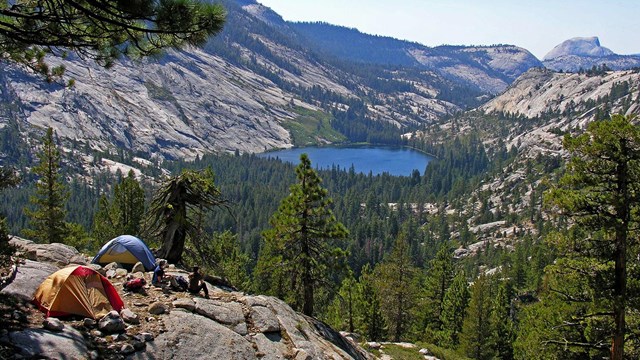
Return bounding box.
[290,21,542,94]
[543,36,614,60]
[542,36,640,72]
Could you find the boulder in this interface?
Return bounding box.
[194,298,247,335]
[8,239,80,266]
[148,302,169,315]
[131,262,146,274]
[249,305,280,333]
[2,324,88,358]
[0,260,58,301]
[43,317,65,332]
[258,296,372,360]
[241,294,270,307]
[98,311,126,333]
[127,310,256,360]
[83,318,97,328]
[121,308,140,325]
[173,298,196,312]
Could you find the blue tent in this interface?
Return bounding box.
[92,235,156,271]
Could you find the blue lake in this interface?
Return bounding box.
[258,146,432,176]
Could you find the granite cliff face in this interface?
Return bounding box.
[543,37,640,72]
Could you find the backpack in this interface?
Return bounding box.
[124,277,146,291]
[174,276,188,291]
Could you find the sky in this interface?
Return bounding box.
[256,0,640,59]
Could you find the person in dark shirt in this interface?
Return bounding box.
[152,259,167,286]
[188,265,209,298]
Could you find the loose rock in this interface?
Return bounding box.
[138,332,154,342]
[43,317,64,332]
[115,268,128,278]
[103,262,122,271]
[98,310,125,333]
[120,308,140,324]
[131,262,146,274]
[148,302,169,315]
[120,344,136,355]
[172,298,196,312]
[132,339,146,351]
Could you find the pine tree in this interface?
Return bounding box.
[92,195,118,243]
[0,167,19,265]
[326,272,363,333]
[359,263,386,341]
[461,274,494,360]
[23,128,68,244]
[490,281,514,360]
[438,271,470,347]
[256,154,348,316]
[1,0,225,79]
[546,114,640,359]
[92,170,145,242]
[112,170,145,236]
[145,167,226,264]
[374,232,420,341]
[420,243,455,338]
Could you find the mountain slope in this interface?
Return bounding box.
[480,67,640,154]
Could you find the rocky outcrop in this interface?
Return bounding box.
[9,237,86,266]
[0,241,373,360]
[131,310,256,360]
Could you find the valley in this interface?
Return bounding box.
[0,0,639,359]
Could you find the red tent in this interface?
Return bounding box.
[33,265,124,319]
